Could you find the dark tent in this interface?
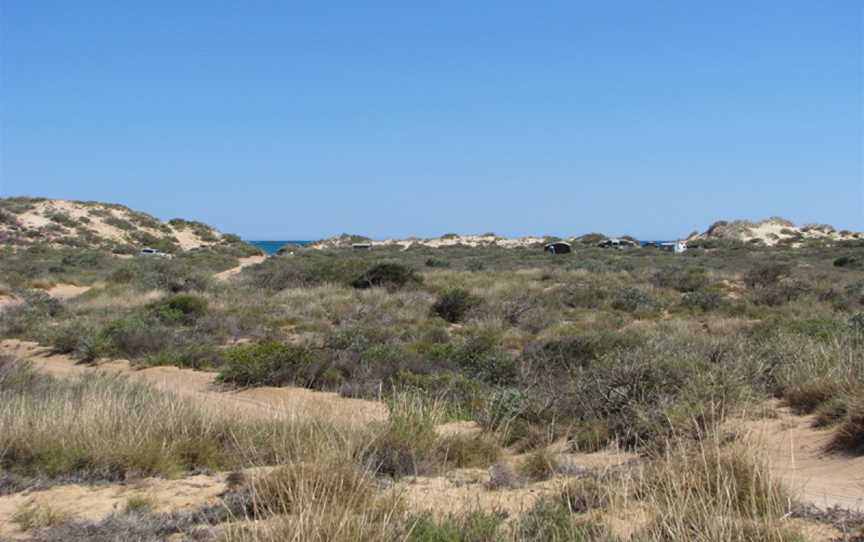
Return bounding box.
[544,242,572,255]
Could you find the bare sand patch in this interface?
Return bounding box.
[740,401,864,512]
[45,284,92,301]
[0,474,228,540]
[214,255,266,281]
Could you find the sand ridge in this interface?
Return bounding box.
[0,339,387,426]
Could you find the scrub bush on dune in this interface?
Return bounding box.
[652,266,710,293]
[217,341,320,387]
[431,288,481,323]
[351,262,422,290]
[147,294,209,325]
[828,397,864,454]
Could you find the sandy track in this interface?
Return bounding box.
[214,255,266,281]
[743,403,864,512]
[1,338,862,525]
[0,474,228,540]
[0,339,386,426]
[0,284,91,312]
[45,284,92,301]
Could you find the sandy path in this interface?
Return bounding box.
[45,284,92,301]
[743,403,864,512]
[2,335,862,531]
[0,339,387,426]
[0,338,385,540]
[214,255,266,282]
[0,474,228,540]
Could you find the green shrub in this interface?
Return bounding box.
[450,332,516,385]
[351,262,422,290]
[403,511,503,542]
[432,288,481,323]
[744,263,791,289]
[391,370,486,419]
[244,256,368,290]
[425,258,450,268]
[611,287,661,314]
[834,256,862,269]
[514,499,606,541]
[100,316,173,358]
[653,267,709,293]
[217,341,319,387]
[466,260,485,272]
[522,331,642,372]
[680,290,725,312]
[36,321,103,362]
[752,280,809,307]
[143,342,221,369]
[147,294,209,325]
[108,259,210,293]
[559,284,608,309]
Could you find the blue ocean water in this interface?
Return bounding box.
[249,240,311,255]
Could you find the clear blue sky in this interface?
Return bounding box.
[1,1,861,240]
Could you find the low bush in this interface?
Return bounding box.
[752,280,810,307]
[834,255,862,269]
[813,398,849,428]
[633,437,795,541]
[559,476,610,513]
[424,258,450,268]
[108,259,210,293]
[99,315,173,358]
[610,287,662,314]
[436,433,501,469]
[12,501,69,531]
[402,511,503,542]
[653,267,710,292]
[829,397,864,454]
[143,342,222,370]
[680,289,725,312]
[217,341,319,387]
[244,256,368,290]
[352,262,422,290]
[147,294,209,325]
[518,449,560,482]
[744,262,791,289]
[364,392,443,477]
[513,499,607,541]
[432,288,481,323]
[250,461,374,517]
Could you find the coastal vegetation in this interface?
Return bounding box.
[1,209,863,540]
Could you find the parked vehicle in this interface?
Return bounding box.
[139,247,170,258]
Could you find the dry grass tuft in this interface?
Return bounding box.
[12,500,70,531]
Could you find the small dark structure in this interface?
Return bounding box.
[352,243,372,250]
[544,241,572,255]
